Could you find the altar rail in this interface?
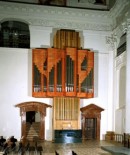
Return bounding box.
[113,133,123,143]
[105,132,130,148]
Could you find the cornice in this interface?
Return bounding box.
[122,18,130,35]
[0,1,109,19]
[109,0,130,30]
[0,1,111,31]
[0,0,129,32]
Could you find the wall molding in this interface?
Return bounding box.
[0,0,129,32]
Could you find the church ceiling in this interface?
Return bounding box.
[0,0,116,10]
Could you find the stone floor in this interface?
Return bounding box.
[33,140,122,155]
[0,140,123,155]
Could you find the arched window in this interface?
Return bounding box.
[0,21,30,48]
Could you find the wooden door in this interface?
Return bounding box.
[85,118,97,139]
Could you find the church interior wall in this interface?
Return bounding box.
[0,28,113,140]
[0,0,130,141]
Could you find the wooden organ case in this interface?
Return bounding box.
[32,29,94,142]
[32,30,94,98]
[33,48,94,98]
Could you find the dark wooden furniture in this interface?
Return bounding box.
[15,101,52,140]
[80,104,104,140]
[123,133,130,148]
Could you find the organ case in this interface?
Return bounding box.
[32,48,94,98]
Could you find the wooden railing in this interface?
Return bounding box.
[113,134,123,143]
[105,133,130,148]
[115,133,130,148]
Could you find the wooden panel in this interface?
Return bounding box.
[65,48,77,97]
[53,29,81,49]
[47,48,64,97]
[32,49,47,97]
[77,49,94,98]
[32,48,94,98]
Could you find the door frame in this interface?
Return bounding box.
[80,104,104,140]
[15,101,52,140]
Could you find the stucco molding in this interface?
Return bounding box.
[0,1,109,19]
[122,18,130,35]
[0,14,111,31]
[106,34,117,51]
[0,0,129,32]
[0,1,111,31]
[109,0,130,30]
[115,52,126,70]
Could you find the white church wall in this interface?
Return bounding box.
[125,27,130,133]
[0,30,113,140]
[0,0,129,141]
[115,108,125,134]
[29,25,53,48]
[114,51,126,134]
[0,48,52,140]
[82,30,114,139]
[119,66,126,108]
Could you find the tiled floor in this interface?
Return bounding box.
[34,140,122,155]
[1,140,122,155]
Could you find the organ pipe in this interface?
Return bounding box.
[54,97,79,120]
[33,47,94,98]
[66,55,74,92]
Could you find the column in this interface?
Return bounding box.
[125,23,130,132]
[106,34,117,131]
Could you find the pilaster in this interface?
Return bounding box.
[124,21,130,132]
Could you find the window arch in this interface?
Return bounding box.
[0,21,30,48]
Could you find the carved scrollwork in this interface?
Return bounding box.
[106,34,117,51]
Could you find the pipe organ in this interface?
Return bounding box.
[53,29,80,49]
[32,29,94,142]
[53,97,80,129]
[32,47,94,98]
[53,97,82,143]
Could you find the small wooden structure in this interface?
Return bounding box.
[15,101,52,140]
[80,104,104,140]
